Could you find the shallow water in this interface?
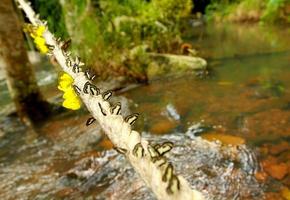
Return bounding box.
[124,24,290,198]
[0,23,289,199]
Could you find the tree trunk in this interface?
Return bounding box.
[0,0,51,125]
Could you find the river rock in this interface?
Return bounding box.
[146,53,207,79]
[254,171,268,182]
[99,137,114,150]
[150,119,178,134]
[281,187,290,200]
[269,141,290,155]
[264,162,288,180]
[201,132,246,145]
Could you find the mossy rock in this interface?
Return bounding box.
[146,53,207,79]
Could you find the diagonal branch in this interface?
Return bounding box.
[15,0,205,199]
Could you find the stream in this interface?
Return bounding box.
[0,23,289,199]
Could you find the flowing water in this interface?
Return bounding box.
[0,24,289,199]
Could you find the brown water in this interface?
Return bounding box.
[0,24,289,199]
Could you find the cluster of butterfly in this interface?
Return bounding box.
[135,141,181,194]
[16,0,192,196]
[80,80,139,123]
[42,34,139,125]
[113,139,180,194]
[48,33,181,196]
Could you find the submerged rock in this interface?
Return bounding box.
[281,187,290,200]
[64,125,263,200]
[149,119,178,134]
[263,160,289,181]
[265,163,288,180]
[0,115,264,200]
[201,132,246,145]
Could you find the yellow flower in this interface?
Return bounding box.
[34,37,46,45]
[37,44,48,54]
[63,98,81,110]
[58,73,74,91]
[34,36,48,54]
[35,25,46,36]
[30,25,46,38]
[58,73,81,110]
[62,87,77,99]
[27,25,48,54]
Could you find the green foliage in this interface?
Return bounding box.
[60,0,192,81]
[205,0,290,23]
[31,0,68,38]
[262,0,289,23]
